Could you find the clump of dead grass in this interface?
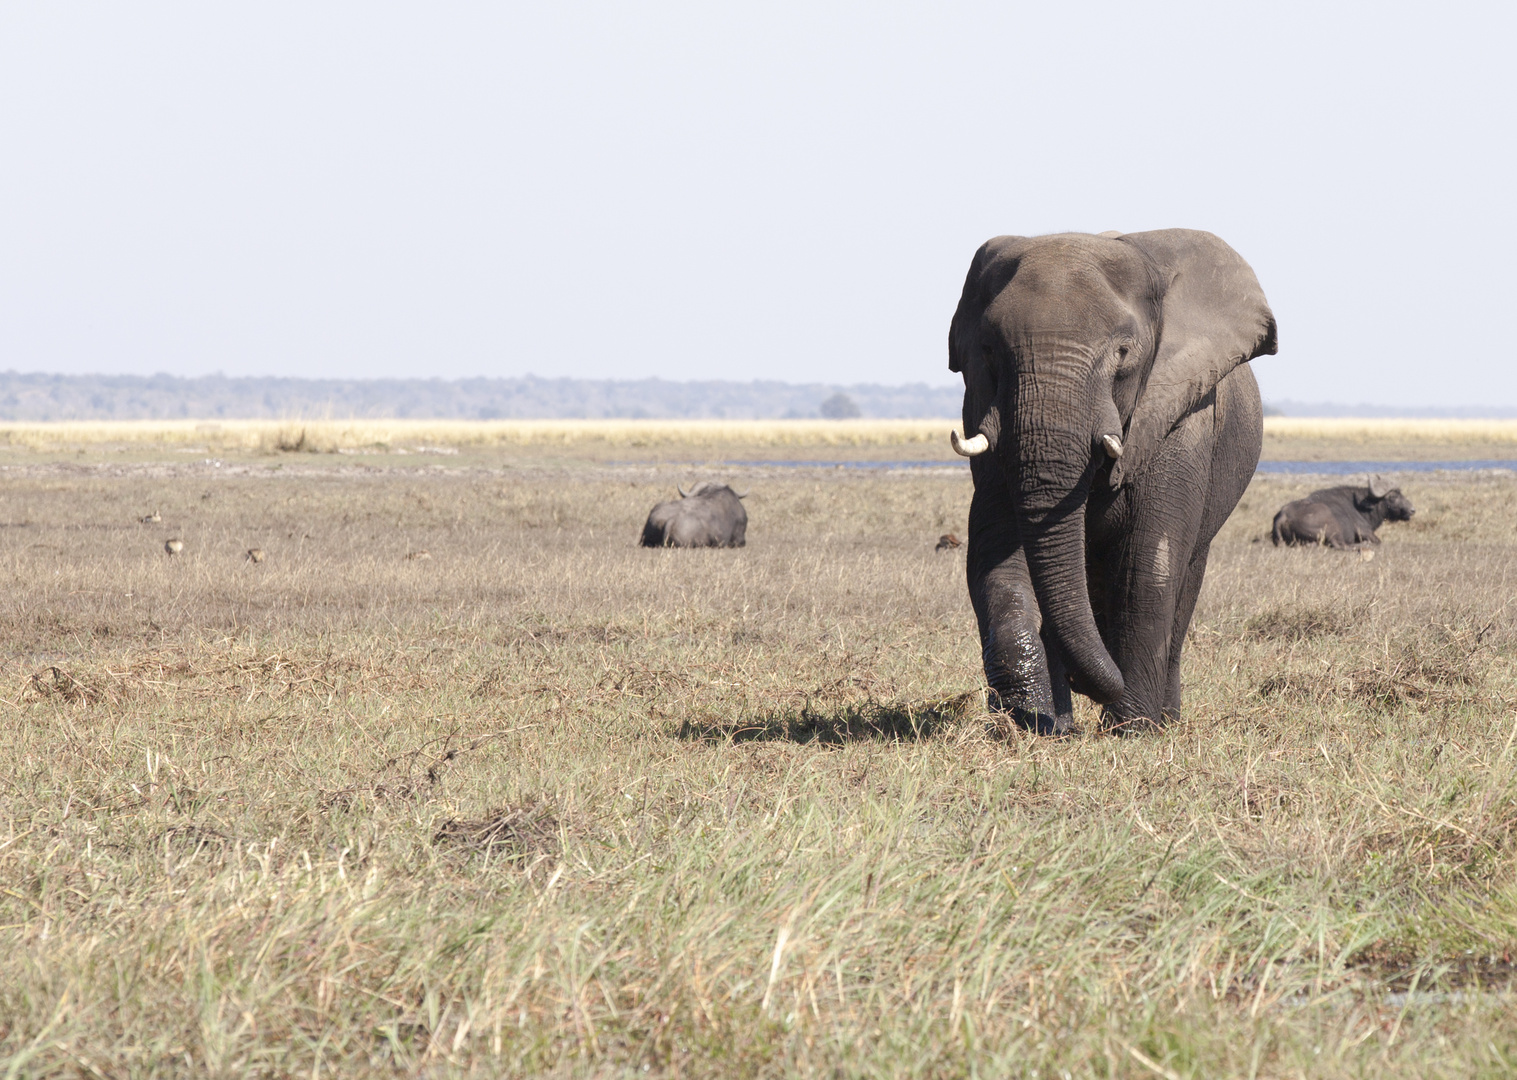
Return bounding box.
[155,823,237,852]
[1257,621,1495,711]
[432,799,561,863]
[319,775,422,811]
[22,666,112,706]
[321,733,510,810]
[1245,604,1359,642]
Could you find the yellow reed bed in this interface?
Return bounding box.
[1263,417,1517,444]
[2,416,1513,454]
[0,417,960,453]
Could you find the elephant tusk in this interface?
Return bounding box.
[951,431,990,457]
[1101,434,1124,459]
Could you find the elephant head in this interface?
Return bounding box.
[949,229,1277,705]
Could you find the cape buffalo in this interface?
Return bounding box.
[1271,476,1414,549]
[640,483,747,548]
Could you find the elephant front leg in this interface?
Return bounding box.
[1097,535,1191,733]
[1159,369,1264,725]
[968,482,1068,734]
[1162,539,1212,723]
[974,560,1068,734]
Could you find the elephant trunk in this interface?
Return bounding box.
[1006,381,1125,705]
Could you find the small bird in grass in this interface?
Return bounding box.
[935,533,962,552]
[406,549,432,561]
[164,538,184,555]
[245,548,266,563]
[140,511,161,524]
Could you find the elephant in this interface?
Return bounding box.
[949,229,1277,734]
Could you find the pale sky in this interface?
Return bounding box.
[1,2,1512,404]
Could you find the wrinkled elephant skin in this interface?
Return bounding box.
[949,230,1277,733]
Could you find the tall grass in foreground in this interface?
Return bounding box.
[0,464,1516,1076]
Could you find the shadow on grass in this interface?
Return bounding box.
[676,692,979,745]
[1341,945,1517,996]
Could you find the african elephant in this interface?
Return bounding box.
[949,229,1277,733]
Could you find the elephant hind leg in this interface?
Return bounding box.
[1096,405,1215,733]
[1162,539,1212,724]
[1098,531,1195,735]
[1159,367,1261,723]
[1104,538,1218,733]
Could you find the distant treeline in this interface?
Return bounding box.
[0,372,963,421]
[0,373,1509,421]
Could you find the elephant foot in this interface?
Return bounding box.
[1016,709,1073,736]
[987,689,1073,736]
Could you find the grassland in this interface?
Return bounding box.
[1,429,1516,1077]
[0,419,955,463]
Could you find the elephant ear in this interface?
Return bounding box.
[949,236,1032,375]
[1108,230,1277,488]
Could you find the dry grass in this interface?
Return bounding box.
[0,418,956,457]
[1,455,1516,1077]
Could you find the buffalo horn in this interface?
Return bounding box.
[950,430,990,457]
[1101,434,1124,459]
[677,484,689,498]
[733,488,748,499]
